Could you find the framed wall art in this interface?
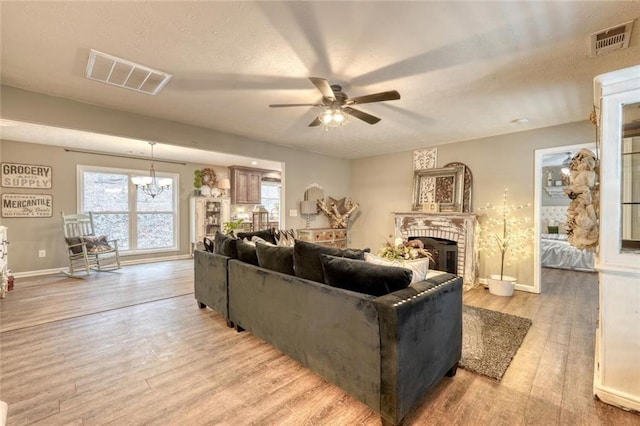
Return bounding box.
[1,162,52,189]
[1,193,53,218]
[412,165,465,212]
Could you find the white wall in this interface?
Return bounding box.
[350,121,595,288]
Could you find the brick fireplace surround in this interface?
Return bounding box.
[394,212,479,289]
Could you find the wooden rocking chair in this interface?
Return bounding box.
[61,211,121,276]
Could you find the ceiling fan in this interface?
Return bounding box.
[269,77,400,127]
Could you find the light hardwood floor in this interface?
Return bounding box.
[1,261,639,425]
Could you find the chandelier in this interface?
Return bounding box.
[131,142,172,198]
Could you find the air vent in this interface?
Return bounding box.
[590,20,634,57]
[85,49,172,95]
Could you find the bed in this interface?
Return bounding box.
[541,206,596,272]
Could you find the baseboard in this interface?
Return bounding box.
[594,380,640,413]
[12,254,192,278]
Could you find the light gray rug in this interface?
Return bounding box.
[460,305,532,381]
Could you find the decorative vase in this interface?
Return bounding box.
[487,275,516,297]
[201,185,211,197]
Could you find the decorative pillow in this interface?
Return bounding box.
[293,239,369,283]
[65,237,84,254]
[236,239,259,266]
[364,252,429,284]
[320,254,412,297]
[255,243,294,275]
[203,237,215,253]
[548,226,559,234]
[237,229,276,245]
[214,231,237,258]
[274,229,297,247]
[83,235,112,253]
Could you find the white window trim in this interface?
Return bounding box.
[77,164,180,255]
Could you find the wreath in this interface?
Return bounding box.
[200,168,218,188]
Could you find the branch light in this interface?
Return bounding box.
[131,142,171,198]
[320,108,348,127]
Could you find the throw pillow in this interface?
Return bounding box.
[255,243,295,275]
[236,239,259,266]
[274,229,296,247]
[83,235,112,253]
[65,236,84,254]
[203,237,215,253]
[293,239,369,283]
[214,231,238,258]
[364,252,430,284]
[237,229,276,245]
[320,254,412,297]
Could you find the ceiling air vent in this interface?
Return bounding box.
[85,49,172,95]
[590,20,634,57]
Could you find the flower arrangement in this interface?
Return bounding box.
[378,237,433,262]
[478,188,533,280]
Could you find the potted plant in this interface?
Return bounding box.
[193,169,203,196]
[478,189,532,296]
[223,219,245,235]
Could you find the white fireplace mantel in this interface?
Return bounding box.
[394,212,479,289]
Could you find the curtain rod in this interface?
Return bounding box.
[64,147,187,165]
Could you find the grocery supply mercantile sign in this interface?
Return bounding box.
[1,194,53,218]
[1,162,52,188]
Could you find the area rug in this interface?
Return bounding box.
[460,305,532,381]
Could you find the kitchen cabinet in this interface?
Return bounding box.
[230,167,261,204]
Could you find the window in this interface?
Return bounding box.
[78,165,179,253]
[261,181,281,224]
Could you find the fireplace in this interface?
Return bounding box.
[394,212,479,289]
[409,237,458,274]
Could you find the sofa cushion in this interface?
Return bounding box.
[255,243,295,275]
[293,239,369,283]
[236,229,276,244]
[236,239,260,266]
[364,252,430,284]
[320,254,412,296]
[214,231,237,258]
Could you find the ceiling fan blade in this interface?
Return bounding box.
[269,103,322,108]
[347,90,400,105]
[309,116,322,127]
[343,107,381,125]
[309,77,336,101]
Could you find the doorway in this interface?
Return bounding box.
[533,142,597,293]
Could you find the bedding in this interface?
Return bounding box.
[540,206,596,272]
[540,233,595,272]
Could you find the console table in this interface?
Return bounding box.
[297,228,347,248]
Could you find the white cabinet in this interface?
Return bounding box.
[189,197,230,253]
[592,65,640,412]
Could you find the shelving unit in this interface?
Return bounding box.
[189,196,230,254]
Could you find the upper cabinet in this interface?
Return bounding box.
[229,166,262,204]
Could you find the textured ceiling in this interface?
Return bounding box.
[1,1,640,160]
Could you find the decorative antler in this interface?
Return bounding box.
[317,197,359,229]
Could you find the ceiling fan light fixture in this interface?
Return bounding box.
[320,109,348,127]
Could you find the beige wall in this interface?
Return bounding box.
[1,86,350,273]
[350,120,595,287]
[0,139,230,272]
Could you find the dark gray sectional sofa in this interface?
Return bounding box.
[194,239,462,426]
